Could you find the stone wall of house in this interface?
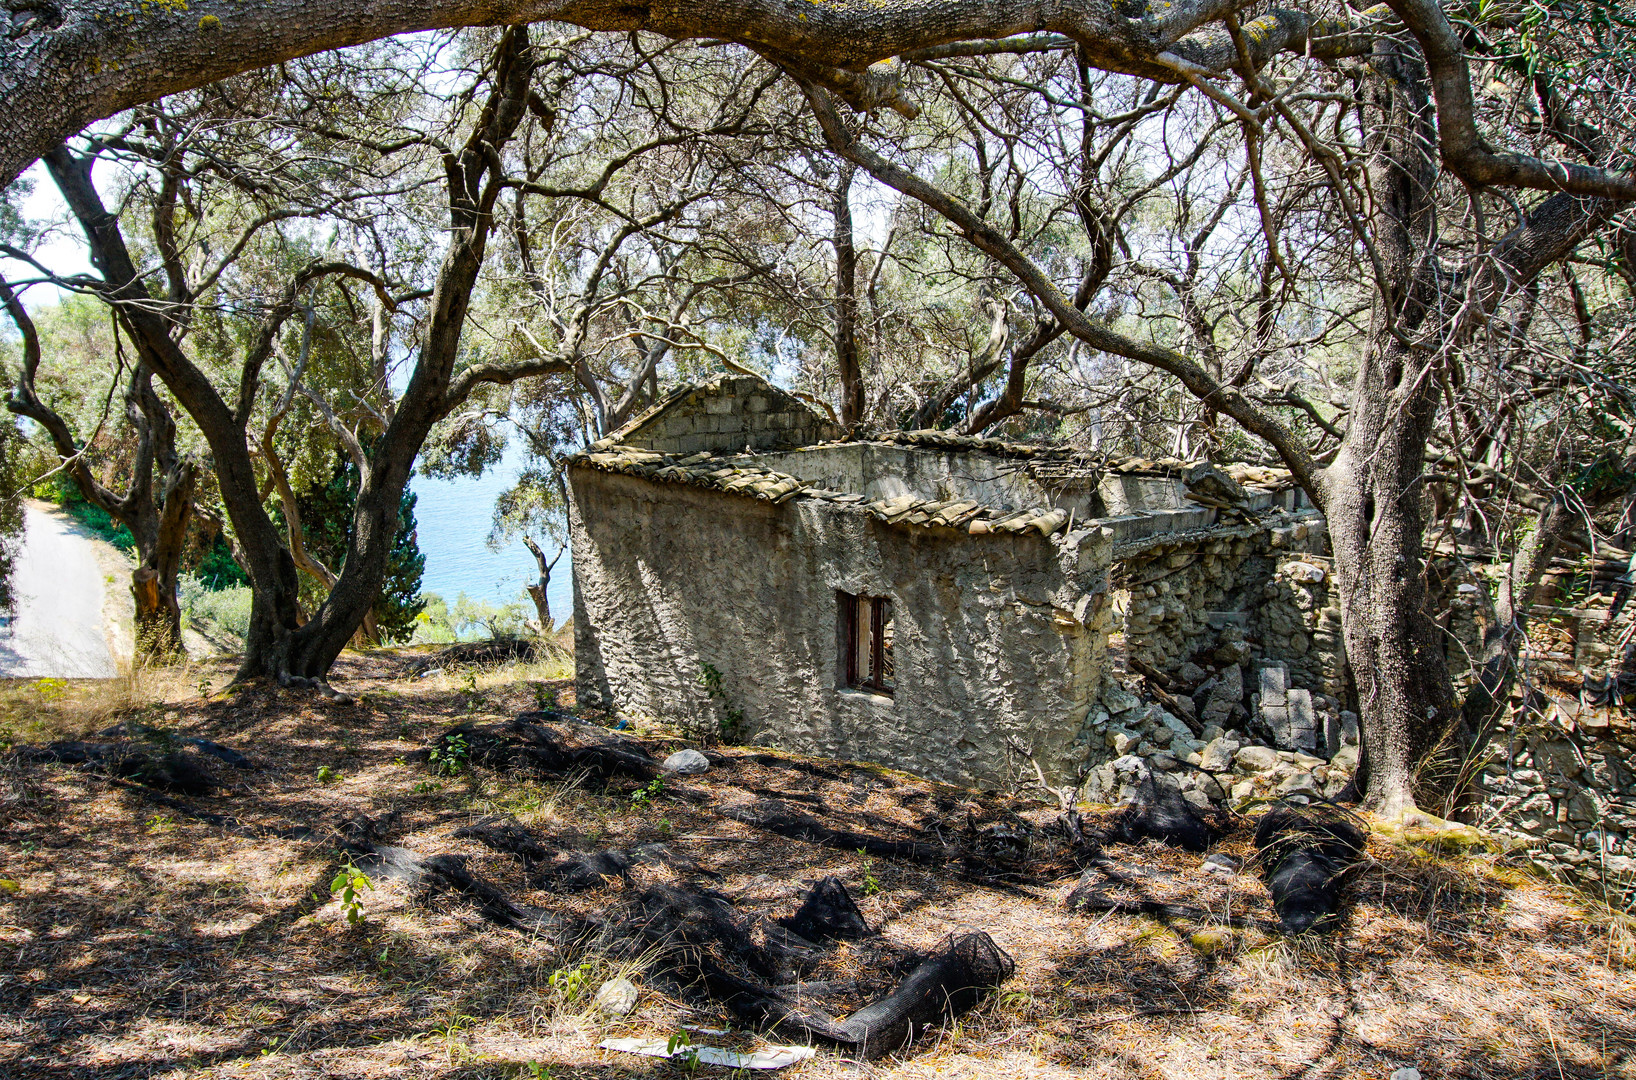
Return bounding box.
[569,466,1113,789]
[616,376,840,455]
[1470,701,1636,897]
[1076,515,1354,812]
[1253,553,1347,699]
[756,443,1106,519]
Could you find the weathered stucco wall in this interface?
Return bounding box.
[570,466,1112,788]
[755,443,1105,518]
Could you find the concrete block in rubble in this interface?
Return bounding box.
[1285,688,1319,752]
[1258,663,1290,707]
[1323,709,1360,757]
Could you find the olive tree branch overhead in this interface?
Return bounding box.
[7,0,1629,202]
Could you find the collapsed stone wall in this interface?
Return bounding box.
[1115,534,1270,674]
[1079,515,1356,812]
[1471,700,1636,897]
[1254,555,1346,699]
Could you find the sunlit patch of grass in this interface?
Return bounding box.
[0,657,216,747]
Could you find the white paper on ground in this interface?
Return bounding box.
[598,1036,816,1070]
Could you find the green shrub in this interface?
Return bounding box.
[179,573,254,644]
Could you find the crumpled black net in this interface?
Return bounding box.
[621,881,1013,1059]
[777,876,871,942]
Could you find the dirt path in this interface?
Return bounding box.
[0,501,123,678]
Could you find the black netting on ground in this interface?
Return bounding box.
[621,881,1013,1059]
[1110,772,1219,852]
[630,884,784,983]
[721,799,946,864]
[431,719,657,780]
[964,813,1033,869]
[409,637,541,673]
[537,849,634,892]
[22,741,221,795]
[828,931,1015,1057]
[454,816,554,868]
[777,877,870,941]
[1063,865,1261,927]
[1253,802,1366,933]
[414,853,559,930]
[334,818,559,933]
[185,738,253,769]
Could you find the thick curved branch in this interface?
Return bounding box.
[0,0,1390,188]
[1382,0,1636,200]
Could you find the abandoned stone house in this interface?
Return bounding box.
[567,372,1636,897]
[567,374,1339,790]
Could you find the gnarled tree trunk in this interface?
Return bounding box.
[40,28,538,693]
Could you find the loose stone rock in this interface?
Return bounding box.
[593,977,639,1016]
[662,749,710,774]
[1199,737,1239,772]
[1235,745,1281,773]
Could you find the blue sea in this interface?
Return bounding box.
[409,450,574,626]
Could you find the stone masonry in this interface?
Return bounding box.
[569,373,1332,791]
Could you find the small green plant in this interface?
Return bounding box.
[630,775,667,807]
[32,678,67,703]
[696,663,744,744]
[259,1032,295,1057]
[196,676,212,700]
[461,670,480,712]
[316,765,343,784]
[857,849,881,897]
[413,779,440,793]
[532,683,558,710]
[666,1029,699,1073]
[658,817,673,836]
[330,861,373,926]
[428,732,470,776]
[145,814,176,834]
[548,961,593,1005]
[425,1010,477,1065]
[525,1064,557,1080]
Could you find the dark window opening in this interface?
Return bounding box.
[840,592,894,694]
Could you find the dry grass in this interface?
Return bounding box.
[2,650,1633,1080]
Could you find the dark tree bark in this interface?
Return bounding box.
[1312,41,1458,815]
[832,161,864,430]
[1,280,195,662]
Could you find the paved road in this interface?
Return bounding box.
[0,503,117,678]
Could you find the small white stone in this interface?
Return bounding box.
[1390,1069,1422,1080]
[662,749,710,774]
[1286,561,1326,583]
[593,977,639,1016]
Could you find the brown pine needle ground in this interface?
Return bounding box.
[1,652,1632,1079]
